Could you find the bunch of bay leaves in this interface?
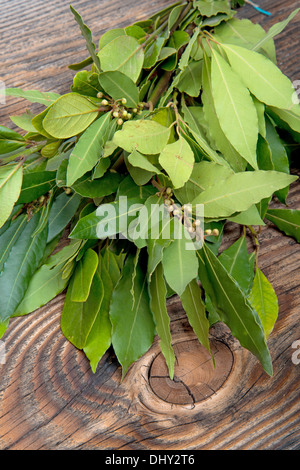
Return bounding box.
[0,0,299,379]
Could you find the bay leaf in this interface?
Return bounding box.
[149,263,175,379]
[67,112,112,187]
[99,71,139,108]
[61,270,104,349]
[218,236,252,294]
[70,6,101,71]
[265,209,300,243]
[191,170,298,219]
[83,253,114,373]
[159,136,194,189]
[211,48,259,170]
[13,242,82,316]
[222,43,297,109]
[17,170,56,204]
[110,254,155,378]
[0,211,47,321]
[113,119,171,155]
[162,218,199,296]
[98,35,144,83]
[70,248,99,302]
[248,267,278,339]
[197,243,273,375]
[201,53,247,172]
[0,87,60,106]
[47,192,82,243]
[0,163,23,229]
[180,279,211,355]
[43,93,99,139]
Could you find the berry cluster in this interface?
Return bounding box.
[96,92,145,126]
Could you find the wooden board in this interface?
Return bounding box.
[0,0,299,450]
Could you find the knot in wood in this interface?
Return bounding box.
[149,339,233,405]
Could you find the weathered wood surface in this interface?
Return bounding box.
[0,0,300,450]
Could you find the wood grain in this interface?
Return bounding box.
[0,0,299,450]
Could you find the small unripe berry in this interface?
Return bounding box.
[122,109,128,117]
[183,204,192,214]
[138,102,144,108]
[113,111,119,118]
[194,219,201,227]
[64,188,72,195]
[188,226,194,233]
[101,99,109,106]
[121,98,127,105]
[173,209,181,216]
[117,118,124,126]
[166,187,172,195]
[97,91,104,98]
[127,113,132,119]
[132,108,138,113]
[212,228,219,237]
[205,229,212,236]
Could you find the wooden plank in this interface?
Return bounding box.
[0,0,299,450]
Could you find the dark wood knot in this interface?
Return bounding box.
[149,339,234,405]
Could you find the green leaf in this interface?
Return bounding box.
[149,263,175,379]
[0,211,47,321]
[71,171,123,199]
[13,241,81,316]
[0,163,23,229]
[159,136,194,189]
[70,183,155,240]
[180,279,211,355]
[222,43,297,109]
[99,71,139,108]
[267,105,300,134]
[197,244,273,375]
[147,217,173,280]
[110,254,155,378]
[47,192,82,243]
[174,161,234,205]
[264,116,290,203]
[17,170,56,204]
[98,35,144,83]
[194,0,231,17]
[70,5,101,71]
[68,56,93,71]
[0,87,60,106]
[128,149,160,174]
[0,125,26,155]
[201,53,247,172]
[71,70,102,97]
[265,209,300,243]
[162,218,199,296]
[113,119,171,155]
[83,253,114,373]
[143,36,165,69]
[67,112,112,186]
[70,248,99,302]
[228,204,265,226]
[248,268,278,339]
[214,18,276,62]
[61,269,104,349]
[251,8,300,53]
[192,170,298,219]
[43,93,99,139]
[0,214,27,273]
[99,28,126,50]
[211,48,259,170]
[0,319,9,339]
[218,236,252,294]
[176,60,203,97]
